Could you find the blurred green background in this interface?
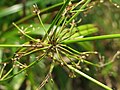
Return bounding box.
[0,0,120,90]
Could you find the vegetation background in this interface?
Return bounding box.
[0,0,120,90]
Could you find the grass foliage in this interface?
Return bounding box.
[0,0,120,90]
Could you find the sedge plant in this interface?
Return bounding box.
[0,0,120,90]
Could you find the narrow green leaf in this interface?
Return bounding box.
[62,34,120,44]
[71,27,98,38]
[43,0,71,41]
[67,65,112,90]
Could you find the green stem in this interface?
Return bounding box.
[0,64,6,78]
[62,34,120,44]
[13,23,38,42]
[14,0,78,26]
[51,15,66,42]
[23,47,48,56]
[59,47,100,67]
[0,44,33,47]
[67,65,112,90]
[37,62,55,90]
[66,0,91,24]
[56,17,67,41]
[6,2,64,30]
[37,13,50,41]
[0,53,46,82]
[0,1,79,38]
[1,67,14,80]
[56,48,68,66]
[71,0,84,11]
[60,44,80,55]
[42,0,71,41]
